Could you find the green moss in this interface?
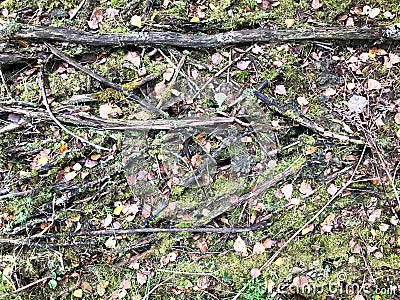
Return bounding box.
[1,0,81,11]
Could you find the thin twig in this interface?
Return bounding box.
[69,0,86,20]
[10,276,51,295]
[38,65,110,151]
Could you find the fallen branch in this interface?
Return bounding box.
[0,105,236,130]
[2,25,399,48]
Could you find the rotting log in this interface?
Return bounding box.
[1,24,400,48]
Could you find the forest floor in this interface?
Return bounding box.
[1,0,400,299]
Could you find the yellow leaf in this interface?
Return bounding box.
[130,15,142,27]
[274,257,283,266]
[113,205,124,215]
[285,18,295,28]
[190,16,200,23]
[59,143,68,153]
[37,156,48,166]
[305,146,317,155]
[73,289,83,298]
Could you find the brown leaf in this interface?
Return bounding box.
[368,209,381,223]
[284,18,295,28]
[87,8,103,30]
[136,273,147,286]
[119,278,131,290]
[105,8,119,19]
[252,242,265,255]
[394,112,400,124]
[262,238,276,249]
[163,68,174,81]
[327,184,338,196]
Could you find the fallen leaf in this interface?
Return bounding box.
[374,251,383,259]
[348,95,368,113]
[130,15,142,27]
[97,281,109,296]
[345,17,354,27]
[327,184,338,196]
[105,8,119,19]
[234,236,248,256]
[252,242,265,255]
[120,278,131,290]
[274,257,283,266]
[301,224,314,235]
[64,171,77,182]
[103,214,112,228]
[262,238,276,249]
[353,243,361,254]
[348,256,355,263]
[366,79,382,90]
[236,60,251,70]
[87,9,103,30]
[211,53,223,65]
[250,268,261,279]
[323,87,336,97]
[305,146,317,155]
[299,180,313,196]
[124,51,141,68]
[190,16,200,22]
[394,113,400,124]
[99,103,122,119]
[311,0,323,10]
[281,183,293,200]
[114,205,124,215]
[379,223,389,232]
[163,68,174,81]
[274,85,286,95]
[285,18,295,28]
[368,209,382,223]
[368,7,380,18]
[136,273,147,286]
[197,276,210,289]
[297,96,309,106]
[105,237,116,248]
[81,281,92,292]
[368,47,387,59]
[59,143,68,153]
[73,289,83,298]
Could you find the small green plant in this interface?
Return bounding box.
[242,279,273,300]
[48,272,61,290]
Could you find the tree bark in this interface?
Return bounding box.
[2,24,399,48]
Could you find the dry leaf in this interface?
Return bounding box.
[119,278,131,290]
[163,68,174,81]
[366,79,382,90]
[301,224,314,235]
[274,85,286,95]
[252,242,265,255]
[250,268,261,279]
[262,238,276,249]
[323,87,336,97]
[87,8,103,29]
[379,223,389,232]
[299,180,313,196]
[105,8,119,19]
[236,60,251,70]
[348,95,368,113]
[297,96,309,106]
[136,273,147,286]
[285,18,295,28]
[124,51,141,68]
[130,15,142,27]
[394,112,400,125]
[114,205,124,215]
[327,184,338,196]
[103,214,112,228]
[368,209,382,223]
[368,7,380,18]
[190,16,200,22]
[64,171,77,182]
[233,236,248,256]
[59,143,68,153]
[274,257,283,266]
[281,184,293,200]
[73,289,83,298]
[105,237,116,248]
[311,0,323,10]
[305,146,317,155]
[345,17,354,27]
[99,103,122,119]
[211,53,223,65]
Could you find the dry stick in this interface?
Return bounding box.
[30,222,268,240]
[69,0,86,20]
[0,105,235,129]
[7,276,51,295]
[38,65,110,151]
[192,45,253,100]
[5,26,400,48]
[44,43,166,117]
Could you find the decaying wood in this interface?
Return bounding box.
[0,105,236,130]
[2,24,399,48]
